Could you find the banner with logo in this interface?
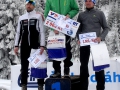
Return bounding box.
[44,10,80,38]
[11,60,120,90]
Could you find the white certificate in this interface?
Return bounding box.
[79,32,98,46]
[28,49,47,68]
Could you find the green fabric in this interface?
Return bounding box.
[44,0,79,19]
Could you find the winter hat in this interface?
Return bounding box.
[85,0,96,4]
[26,0,35,6]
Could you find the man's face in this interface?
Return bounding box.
[25,3,35,12]
[85,0,94,8]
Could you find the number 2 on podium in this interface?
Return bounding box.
[52,82,61,90]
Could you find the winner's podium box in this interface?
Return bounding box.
[45,75,80,90]
[71,75,80,90]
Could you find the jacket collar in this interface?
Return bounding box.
[85,8,96,13]
[26,10,36,15]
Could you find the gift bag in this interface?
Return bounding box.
[30,61,47,79]
[47,35,67,61]
[29,49,48,79]
[90,42,110,72]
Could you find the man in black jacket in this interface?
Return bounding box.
[14,0,45,90]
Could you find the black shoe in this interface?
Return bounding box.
[64,67,70,78]
[64,75,70,79]
[50,72,61,78]
[21,85,27,90]
[38,84,43,90]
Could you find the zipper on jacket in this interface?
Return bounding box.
[28,18,30,46]
[37,19,41,45]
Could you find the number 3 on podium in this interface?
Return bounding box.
[52,82,61,90]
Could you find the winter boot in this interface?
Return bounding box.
[64,67,70,78]
[38,84,43,90]
[50,72,61,78]
[21,85,27,90]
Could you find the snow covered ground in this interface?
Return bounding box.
[0,79,11,90]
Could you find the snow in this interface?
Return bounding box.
[0,79,11,90]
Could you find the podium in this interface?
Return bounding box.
[71,75,80,90]
[45,75,80,90]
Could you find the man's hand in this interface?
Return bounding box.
[94,37,101,43]
[40,47,45,55]
[77,40,80,45]
[54,30,59,34]
[65,14,70,20]
[14,47,19,55]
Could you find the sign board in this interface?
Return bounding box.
[44,10,80,38]
[79,32,98,46]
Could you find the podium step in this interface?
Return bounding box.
[45,75,80,90]
[70,75,80,90]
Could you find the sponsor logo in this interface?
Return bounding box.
[73,22,79,26]
[47,39,64,45]
[67,30,73,35]
[50,11,58,18]
[90,71,120,83]
[48,39,64,42]
[24,20,28,22]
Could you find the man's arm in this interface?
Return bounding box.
[14,17,22,55]
[76,13,82,39]
[99,11,109,40]
[44,0,51,18]
[14,17,22,47]
[67,0,79,18]
[39,15,45,47]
